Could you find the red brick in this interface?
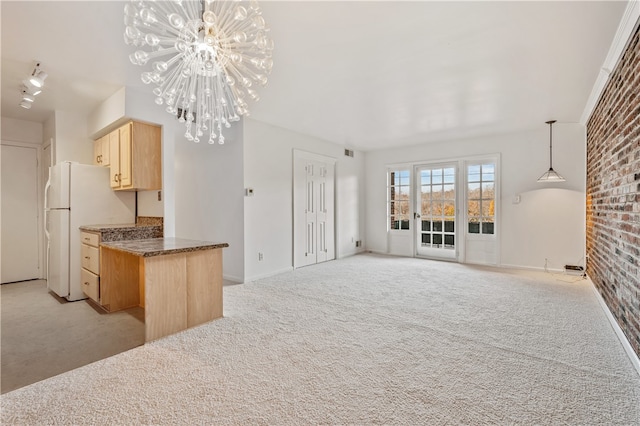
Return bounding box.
[587,24,640,357]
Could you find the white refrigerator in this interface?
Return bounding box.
[45,161,135,301]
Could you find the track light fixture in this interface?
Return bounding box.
[19,62,46,109]
[21,89,35,103]
[22,82,42,96]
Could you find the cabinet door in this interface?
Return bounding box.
[119,123,132,188]
[81,244,100,274]
[100,135,110,167]
[109,130,120,188]
[93,138,102,165]
[81,268,100,303]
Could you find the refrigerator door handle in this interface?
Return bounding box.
[44,178,51,240]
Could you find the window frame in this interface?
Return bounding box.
[465,159,498,240]
[387,168,412,232]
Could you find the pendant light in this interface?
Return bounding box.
[537,120,565,182]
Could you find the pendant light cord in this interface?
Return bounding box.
[546,120,556,170]
[549,121,553,169]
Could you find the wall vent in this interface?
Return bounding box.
[344,148,354,157]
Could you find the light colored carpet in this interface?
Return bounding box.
[1,280,145,394]
[2,254,639,425]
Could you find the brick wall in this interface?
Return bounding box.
[586,23,640,357]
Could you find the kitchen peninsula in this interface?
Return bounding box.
[100,238,228,342]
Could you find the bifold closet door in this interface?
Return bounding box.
[293,152,335,269]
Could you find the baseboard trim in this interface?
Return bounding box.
[498,263,564,273]
[222,274,243,284]
[587,276,640,377]
[244,266,294,283]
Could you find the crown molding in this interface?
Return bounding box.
[580,1,640,125]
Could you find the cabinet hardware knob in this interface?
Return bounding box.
[84,256,90,259]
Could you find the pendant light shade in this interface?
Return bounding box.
[537,120,565,182]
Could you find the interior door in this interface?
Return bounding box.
[415,164,457,260]
[1,144,41,283]
[293,151,335,268]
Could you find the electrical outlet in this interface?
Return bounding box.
[356,240,361,247]
[157,191,162,201]
[258,252,263,261]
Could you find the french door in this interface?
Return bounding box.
[414,164,457,260]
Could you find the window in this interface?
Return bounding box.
[389,170,410,230]
[467,163,495,234]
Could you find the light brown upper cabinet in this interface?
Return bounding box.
[104,121,162,191]
[93,134,110,166]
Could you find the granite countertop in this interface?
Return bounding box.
[100,237,229,257]
[80,223,160,232]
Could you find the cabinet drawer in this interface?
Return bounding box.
[80,231,100,247]
[81,244,100,274]
[81,268,100,303]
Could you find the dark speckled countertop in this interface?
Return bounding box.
[80,223,163,242]
[80,223,154,232]
[100,238,228,257]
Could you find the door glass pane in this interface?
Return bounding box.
[444,201,455,217]
[432,169,443,184]
[482,222,494,234]
[444,234,455,247]
[468,200,479,216]
[416,164,457,259]
[482,201,493,217]
[432,185,443,199]
[468,182,480,198]
[444,220,455,232]
[443,184,454,197]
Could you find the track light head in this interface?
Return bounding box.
[29,71,47,88]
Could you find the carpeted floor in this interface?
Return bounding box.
[1,254,639,425]
[1,280,145,394]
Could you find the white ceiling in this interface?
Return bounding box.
[0,1,627,151]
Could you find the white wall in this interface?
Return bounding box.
[365,124,586,271]
[173,120,245,282]
[1,117,43,144]
[243,119,366,281]
[52,110,93,165]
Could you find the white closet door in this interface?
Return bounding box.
[305,161,317,265]
[1,144,40,283]
[293,151,335,269]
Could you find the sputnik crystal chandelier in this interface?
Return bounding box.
[124,0,273,144]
